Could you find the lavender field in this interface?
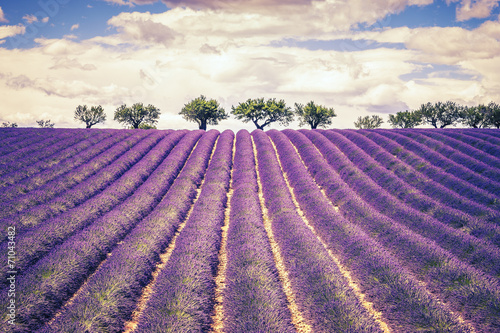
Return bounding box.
[1,127,499,333]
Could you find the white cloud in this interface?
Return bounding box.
[70,23,80,31]
[23,14,38,24]
[0,25,26,40]
[455,0,500,21]
[102,0,158,6]
[0,7,8,23]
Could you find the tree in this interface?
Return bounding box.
[486,102,500,129]
[231,98,294,130]
[1,122,18,128]
[74,105,107,128]
[138,123,157,129]
[294,101,336,129]
[388,110,422,128]
[354,115,383,129]
[460,104,490,128]
[179,95,228,130]
[114,103,160,129]
[36,120,55,128]
[417,101,461,128]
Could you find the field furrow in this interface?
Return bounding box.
[398,129,500,182]
[322,129,500,247]
[0,130,115,189]
[282,129,500,332]
[38,130,222,333]
[360,130,500,210]
[374,129,500,197]
[417,129,500,170]
[0,130,87,175]
[0,129,137,205]
[219,130,296,333]
[301,129,500,278]
[132,130,231,332]
[253,130,387,332]
[0,127,498,332]
[0,130,206,332]
[335,129,500,226]
[269,129,477,332]
[0,130,177,247]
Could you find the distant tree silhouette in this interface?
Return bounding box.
[354,115,383,129]
[1,122,18,128]
[36,120,55,128]
[295,101,336,129]
[74,105,107,128]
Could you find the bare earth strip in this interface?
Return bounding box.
[251,136,312,333]
[210,135,236,333]
[269,137,392,333]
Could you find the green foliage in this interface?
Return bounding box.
[114,103,160,129]
[354,115,383,129]
[460,104,490,128]
[138,123,157,129]
[294,101,336,129]
[74,105,107,128]
[231,98,294,130]
[179,95,228,130]
[388,110,421,128]
[417,101,461,128]
[1,122,18,128]
[486,102,500,129]
[36,119,55,128]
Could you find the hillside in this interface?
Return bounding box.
[0,128,499,333]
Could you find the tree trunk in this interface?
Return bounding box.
[86,124,92,128]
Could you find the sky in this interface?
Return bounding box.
[0,0,499,130]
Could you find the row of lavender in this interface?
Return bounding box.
[280,129,500,332]
[0,127,499,332]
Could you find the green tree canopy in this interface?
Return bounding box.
[179,95,228,130]
[114,103,160,129]
[294,101,336,129]
[354,115,383,129]
[231,98,294,130]
[388,110,422,128]
[74,105,107,128]
[36,120,55,128]
[417,101,461,128]
[460,104,490,128]
[486,102,500,129]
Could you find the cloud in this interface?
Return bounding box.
[107,12,177,46]
[454,0,500,21]
[102,0,159,6]
[23,15,38,24]
[71,23,80,31]
[0,24,26,40]
[0,7,8,23]
[22,14,50,24]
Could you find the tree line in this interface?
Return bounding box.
[2,98,499,130]
[69,96,337,130]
